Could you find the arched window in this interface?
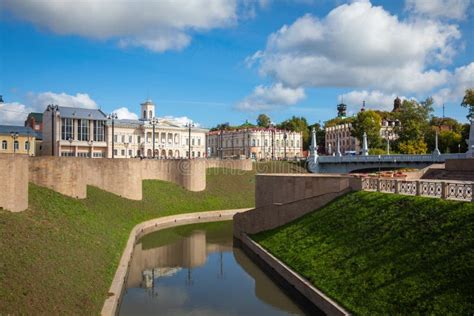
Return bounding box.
[168,149,173,157]
[143,110,147,119]
[1,140,7,150]
[25,141,29,151]
[149,110,153,119]
[14,141,19,150]
[175,150,180,158]
[252,139,256,147]
[174,133,179,144]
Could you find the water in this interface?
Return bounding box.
[119,221,307,316]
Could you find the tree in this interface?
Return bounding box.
[256,114,271,128]
[393,98,433,153]
[398,139,428,154]
[351,110,383,150]
[278,116,310,149]
[461,88,474,119]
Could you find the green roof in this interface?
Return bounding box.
[27,112,43,123]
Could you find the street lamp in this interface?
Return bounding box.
[47,104,59,156]
[10,132,19,155]
[150,117,159,158]
[107,113,118,158]
[88,140,94,158]
[186,121,195,159]
[284,132,288,160]
[68,137,73,157]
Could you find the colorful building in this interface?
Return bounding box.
[0,125,37,156]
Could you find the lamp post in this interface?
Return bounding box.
[284,132,288,160]
[385,130,392,155]
[68,137,73,157]
[47,104,59,156]
[150,117,158,158]
[270,125,275,160]
[186,121,195,159]
[107,113,118,158]
[88,140,94,158]
[10,132,19,155]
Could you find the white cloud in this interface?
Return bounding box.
[29,92,98,110]
[0,92,99,125]
[2,0,247,52]
[405,0,471,20]
[236,82,305,111]
[250,1,461,94]
[0,102,34,125]
[340,90,410,114]
[432,62,474,106]
[160,116,200,127]
[112,107,139,120]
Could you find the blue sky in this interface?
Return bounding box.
[0,0,473,128]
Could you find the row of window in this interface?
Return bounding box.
[60,152,104,158]
[210,139,300,148]
[61,119,105,142]
[112,149,204,158]
[113,133,203,146]
[1,140,30,151]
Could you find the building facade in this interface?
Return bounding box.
[25,112,43,133]
[207,128,303,160]
[0,125,37,156]
[43,105,108,157]
[108,100,207,159]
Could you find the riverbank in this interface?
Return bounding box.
[252,191,474,315]
[0,167,257,314]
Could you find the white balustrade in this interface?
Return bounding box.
[361,177,473,202]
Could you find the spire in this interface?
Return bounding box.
[361,100,366,112]
[362,132,368,156]
[310,127,318,159]
[433,129,441,155]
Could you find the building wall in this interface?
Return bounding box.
[0,155,29,212]
[208,129,303,159]
[0,134,36,156]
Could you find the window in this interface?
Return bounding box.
[129,135,132,143]
[252,139,256,147]
[129,150,132,157]
[93,152,103,158]
[77,119,89,141]
[14,141,19,150]
[197,151,201,157]
[192,139,195,146]
[121,135,125,143]
[25,141,29,151]
[114,135,118,143]
[143,110,147,119]
[186,138,189,145]
[174,134,179,144]
[137,136,141,144]
[264,139,268,147]
[149,110,152,119]
[168,133,172,144]
[192,151,195,157]
[121,149,125,156]
[1,140,7,150]
[113,149,118,156]
[93,120,105,142]
[61,118,73,140]
[198,138,201,146]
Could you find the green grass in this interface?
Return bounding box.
[0,167,256,315]
[253,191,474,315]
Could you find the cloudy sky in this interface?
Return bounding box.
[0,0,473,127]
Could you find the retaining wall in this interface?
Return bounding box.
[1,157,253,212]
[0,155,29,212]
[234,174,361,238]
[446,158,474,171]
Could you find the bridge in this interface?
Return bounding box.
[307,119,474,174]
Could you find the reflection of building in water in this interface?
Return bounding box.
[127,230,232,288]
[142,267,181,288]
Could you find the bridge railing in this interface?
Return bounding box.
[361,177,473,202]
[318,153,466,164]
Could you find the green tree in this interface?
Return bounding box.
[278,116,310,149]
[351,110,383,149]
[461,88,474,118]
[256,114,271,127]
[393,98,433,153]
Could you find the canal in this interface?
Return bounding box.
[119,220,308,315]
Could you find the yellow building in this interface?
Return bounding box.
[0,125,37,156]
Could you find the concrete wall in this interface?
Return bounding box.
[1,157,253,211]
[0,155,29,212]
[446,158,474,171]
[234,174,361,238]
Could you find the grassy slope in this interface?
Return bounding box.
[253,191,474,315]
[0,161,306,314]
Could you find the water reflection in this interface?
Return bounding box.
[120,221,306,316]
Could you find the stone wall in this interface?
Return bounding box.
[234,174,361,239]
[445,158,474,171]
[0,155,29,212]
[1,157,253,212]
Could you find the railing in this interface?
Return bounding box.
[361,177,473,202]
[318,153,466,164]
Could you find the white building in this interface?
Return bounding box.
[42,100,207,158]
[108,100,208,159]
[207,128,303,160]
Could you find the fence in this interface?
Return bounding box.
[361,177,473,202]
